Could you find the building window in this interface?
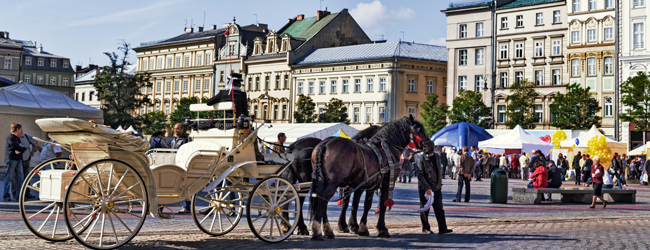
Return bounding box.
[552,69,561,85]
[476,23,484,37]
[501,17,508,29]
[196,79,201,91]
[605,0,613,8]
[327,80,336,94]
[499,44,508,60]
[38,58,44,66]
[354,79,362,92]
[572,31,580,43]
[515,71,524,83]
[497,105,506,123]
[534,41,544,57]
[156,82,161,92]
[407,107,416,119]
[142,59,148,70]
[427,79,435,94]
[204,79,210,90]
[552,40,561,56]
[604,97,613,117]
[588,29,596,41]
[282,104,287,120]
[182,55,189,67]
[166,81,171,92]
[571,59,580,77]
[459,50,467,65]
[25,57,31,65]
[515,43,523,58]
[247,77,252,90]
[553,11,561,23]
[24,75,31,83]
[379,77,387,91]
[50,76,56,85]
[3,58,11,70]
[535,70,544,86]
[458,76,467,90]
[516,15,523,27]
[219,71,225,83]
[37,76,43,84]
[353,107,360,123]
[407,78,416,92]
[605,28,613,40]
[89,91,93,101]
[587,58,596,76]
[308,81,314,94]
[255,76,260,90]
[500,72,508,88]
[275,75,280,89]
[157,58,162,69]
[175,57,180,68]
[475,48,484,65]
[342,79,349,93]
[320,81,326,94]
[81,93,85,101]
[284,75,289,89]
[475,75,484,92]
[443,78,447,96]
[273,105,279,120]
[167,57,172,68]
[536,13,543,25]
[155,103,160,112]
[196,54,202,66]
[174,80,180,92]
[459,24,467,38]
[183,80,188,92]
[589,0,596,10]
[265,76,270,90]
[63,78,69,86]
[254,106,258,118]
[604,57,613,75]
[634,0,644,8]
[379,107,386,123]
[150,58,155,70]
[366,78,373,92]
[535,104,543,123]
[50,59,57,67]
[573,0,580,12]
[366,107,372,123]
[634,23,645,49]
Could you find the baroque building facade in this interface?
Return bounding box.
[16,40,75,97]
[0,31,22,83]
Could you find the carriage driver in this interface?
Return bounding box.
[206,72,249,119]
[414,149,453,235]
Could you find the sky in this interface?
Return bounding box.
[0,0,451,68]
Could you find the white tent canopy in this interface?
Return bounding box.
[628,142,649,156]
[560,125,619,148]
[126,125,137,133]
[479,125,554,154]
[0,83,102,118]
[256,123,359,144]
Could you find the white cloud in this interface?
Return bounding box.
[350,0,416,36]
[68,1,175,27]
[428,38,446,46]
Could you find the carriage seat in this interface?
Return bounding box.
[187,102,236,131]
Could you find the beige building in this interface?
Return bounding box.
[0,31,22,83]
[291,42,447,129]
[566,0,616,135]
[493,0,568,129]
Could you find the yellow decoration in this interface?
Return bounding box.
[587,135,611,164]
[551,130,567,149]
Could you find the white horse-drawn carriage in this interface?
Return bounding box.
[19,103,308,249]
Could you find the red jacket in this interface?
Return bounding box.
[530,166,548,188]
[591,164,604,184]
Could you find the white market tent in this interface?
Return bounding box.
[256,123,359,144]
[560,125,621,148]
[479,125,554,154]
[628,142,649,156]
[0,83,103,166]
[125,125,137,133]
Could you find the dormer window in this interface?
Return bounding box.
[50,59,57,67]
[253,38,263,55]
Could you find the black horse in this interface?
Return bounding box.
[309,116,432,240]
[281,125,381,235]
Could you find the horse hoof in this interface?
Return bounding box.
[377,231,391,238]
[349,226,360,234]
[297,227,310,235]
[325,233,336,239]
[338,228,350,233]
[357,230,370,237]
[311,235,325,241]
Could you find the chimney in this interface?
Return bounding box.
[211,24,217,30]
[223,23,230,28]
[296,14,304,21]
[39,44,43,53]
[316,10,330,21]
[0,31,8,39]
[185,27,193,33]
[197,26,204,32]
[75,65,83,73]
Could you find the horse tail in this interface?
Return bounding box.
[309,140,331,221]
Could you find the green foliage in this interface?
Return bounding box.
[449,90,492,128]
[505,80,539,129]
[318,98,349,124]
[620,71,650,132]
[549,83,601,130]
[141,111,167,135]
[294,94,316,123]
[420,93,449,136]
[169,97,221,125]
[94,42,152,129]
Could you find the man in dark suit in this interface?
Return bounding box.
[454,147,474,202]
[573,151,582,185]
[414,150,453,235]
[206,72,248,119]
[439,148,448,179]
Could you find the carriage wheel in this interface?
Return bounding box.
[247,176,300,243]
[192,177,245,236]
[63,159,148,249]
[20,158,92,242]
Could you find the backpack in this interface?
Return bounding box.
[152,138,164,149]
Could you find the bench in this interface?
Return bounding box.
[512,187,637,204]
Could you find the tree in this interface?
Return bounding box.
[169,97,221,125]
[449,90,492,128]
[420,93,449,136]
[505,80,538,129]
[294,94,316,123]
[318,98,349,124]
[620,71,650,137]
[141,111,167,135]
[94,42,152,129]
[549,83,601,130]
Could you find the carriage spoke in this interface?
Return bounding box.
[274,215,283,237]
[99,213,106,247]
[199,208,216,224]
[95,165,105,197]
[107,165,114,198]
[114,208,143,219]
[108,168,129,198]
[251,210,270,223]
[26,184,40,192]
[72,209,99,228]
[112,181,141,201]
[278,185,290,204]
[196,196,214,204]
[28,202,56,220]
[23,200,52,204]
[278,196,296,207]
[221,207,234,226]
[51,206,61,238]
[80,175,101,197]
[84,212,100,241]
[37,205,56,233]
[112,199,145,205]
[218,208,223,232]
[68,204,102,211]
[269,214,274,239]
[279,212,292,227]
[254,190,272,206]
[265,181,274,204]
[110,210,132,233]
[209,206,217,232]
[107,212,119,244]
[70,189,96,200]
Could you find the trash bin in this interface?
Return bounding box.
[490,168,508,203]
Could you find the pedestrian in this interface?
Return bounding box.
[546,161,563,201]
[643,158,650,185]
[612,153,627,188]
[489,153,497,176]
[4,123,27,201]
[400,150,415,183]
[473,150,483,182]
[133,129,144,138]
[499,154,508,171]
[520,153,529,180]
[582,154,593,187]
[447,149,455,179]
[149,131,168,149]
[528,150,546,173]
[622,154,629,181]
[414,149,453,235]
[39,132,62,163]
[15,131,40,199]
[510,154,520,178]
[171,123,192,214]
[556,153,568,181]
[439,148,448,179]
[630,157,637,181]
[574,151,584,185]
[453,147,473,202]
[603,165,615,189]
[273,132,287,154]
[528,160,548,189]
[590,156,606,208]
[451,149,461,180]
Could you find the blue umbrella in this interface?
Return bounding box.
[430,122,493,149]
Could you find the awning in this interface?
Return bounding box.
[256,123,359,144]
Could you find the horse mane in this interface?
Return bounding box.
[352,125,381,140]
[371,116,416,146]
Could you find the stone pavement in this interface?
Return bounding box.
[1,176,650,249]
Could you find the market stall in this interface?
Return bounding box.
[478,125,554,154]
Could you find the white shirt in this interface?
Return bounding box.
[39,139,62,162]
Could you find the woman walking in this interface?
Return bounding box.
[590,156,607,208]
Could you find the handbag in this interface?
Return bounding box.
[643,173,649,183]
[608,166,617,175]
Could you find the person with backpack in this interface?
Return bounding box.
[149,131,168,149]
[582,154,593,187]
